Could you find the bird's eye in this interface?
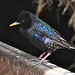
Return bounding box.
[21,20,24,23]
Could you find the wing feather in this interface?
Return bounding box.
[33,23,71,49]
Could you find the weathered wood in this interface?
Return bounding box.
[0,41,75,75]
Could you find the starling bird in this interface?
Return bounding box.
[10,10,75,65]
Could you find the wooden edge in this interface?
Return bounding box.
[0,41,75,75]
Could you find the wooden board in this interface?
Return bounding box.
[0,41,75,75]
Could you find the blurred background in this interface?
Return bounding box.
[0,0,75,72]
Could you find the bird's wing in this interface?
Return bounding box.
[34,23,71,49]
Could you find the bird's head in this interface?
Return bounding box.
[9,10,35,29]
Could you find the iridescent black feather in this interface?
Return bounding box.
[15,10,75,53]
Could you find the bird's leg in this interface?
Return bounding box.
[30,52,46,62]
[38,52,46,59]
[33,52,51,65]
[38,52,49,62]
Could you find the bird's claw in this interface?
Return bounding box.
[30,58,49,66]
[32,59,49,66]
[33,60,43,66]
[43,59,49,63]
[30,58,41,62]
[30,58,49,62]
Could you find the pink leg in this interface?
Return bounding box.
[30,52,46,61]
[38,52,46,59]
[33,52,51,65]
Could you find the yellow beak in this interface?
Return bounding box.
[9,21,20,27]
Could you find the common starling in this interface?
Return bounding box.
[10,10,75,65]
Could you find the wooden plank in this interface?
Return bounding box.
[0,41,75,75]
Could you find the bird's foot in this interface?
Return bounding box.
[43,59,49,63]
[30,52,46,62]
[30,57,42,62]
[32,53,51,66]
[30,57,49,62]
[32,58,49,66]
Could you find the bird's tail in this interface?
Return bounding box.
[56,37,75,50]
[69,46,75,49]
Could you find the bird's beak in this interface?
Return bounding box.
[9,21,20,27]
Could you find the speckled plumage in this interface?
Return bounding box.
[10,10,75,65]
[17,10,71,52]
[27,19,63,52]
